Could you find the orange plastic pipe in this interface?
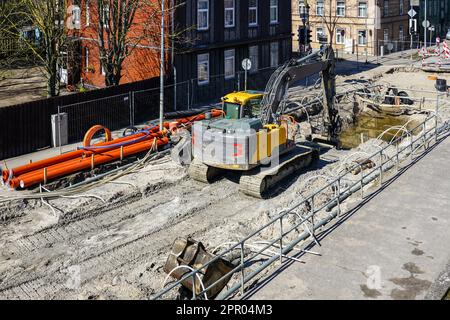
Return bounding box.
[8,132,165,188]
[5,109,222,185]
[4,128,159,182]
[11,137,169,189]
[83,125,112,147]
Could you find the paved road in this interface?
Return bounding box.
[249,136,450,300]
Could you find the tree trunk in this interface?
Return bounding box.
[46,54,58,97]
[47,71,57,97]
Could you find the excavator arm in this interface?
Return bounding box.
[259,45,340,142]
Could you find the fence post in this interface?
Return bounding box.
[187,80,191,110]
[337,178,341,216]
[435,95,439,143]
[279,217,283,265]
[129,91,134,127]
[237,72,241,92]
[57,105,62,155]
[379,150,383,186]
[422,122,427,150]
[240,242,245,295]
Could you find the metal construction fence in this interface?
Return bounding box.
[152,89,450,300]
[0,64,279,160]
[53,66,278,146]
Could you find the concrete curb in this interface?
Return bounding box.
[424,258,450,300]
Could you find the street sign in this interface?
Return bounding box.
[408,8,417,18]
[409,19,417,34]
[241,58,252,71]
[422,20,430,28]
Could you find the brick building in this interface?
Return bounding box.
[66,0,293,107]
[292,0,410,56]
[66,0,167,88]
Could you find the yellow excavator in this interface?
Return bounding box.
[188,46,338,198]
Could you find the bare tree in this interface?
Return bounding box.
[86,0,147,86]
[82,0,193,87]
[0,0,68,97]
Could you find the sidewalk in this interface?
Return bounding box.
[249,136,450,300]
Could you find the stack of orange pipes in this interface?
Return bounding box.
[2,110,223,189]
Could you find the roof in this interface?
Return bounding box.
[222,91,264,105]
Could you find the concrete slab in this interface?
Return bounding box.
[250,136,450,300]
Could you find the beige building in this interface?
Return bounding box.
[293,0,410,56]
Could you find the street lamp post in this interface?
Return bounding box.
[159,0,165,132]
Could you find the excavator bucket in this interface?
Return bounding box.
[163,238,234,299]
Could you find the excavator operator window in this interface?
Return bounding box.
[223,102,242,119]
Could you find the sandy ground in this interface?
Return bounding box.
[0,66,449,300]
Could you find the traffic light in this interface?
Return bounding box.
[298,26,306,45]
[306,28,312,44]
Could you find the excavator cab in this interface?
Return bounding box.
[221,91,264,119]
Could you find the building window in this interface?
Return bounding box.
[299,0,306,16]
[85,47,89,69]
[249,45,259,73]
[383,28,389,42]
[336,1,345,17]
[270,0,278,24]
[270,42,279,67]
[197,53,209,85]
[224,0,235,28]
[249,0,258,26]
[316,0,324,16]
[224,49,235,79]
[316,27,324,41]
[72,5,81,28]
[86,0,90,26]
[358,30,367,45]
[399,0,404,15]
[336,28,344,44]
[197,0,209,30]
[384,0,389,17]
[358,1,367,17]
[399,25,404,41]
[102,5,110,28]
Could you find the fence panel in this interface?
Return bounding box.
[60,93,132,143]
[133,87,163,125]
[0,100,52,160]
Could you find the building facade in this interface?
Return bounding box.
[66,0,166,88]
[292,0,410,56]
[418,0,450,43]
[173,0,292,105]
[66,0,293,107]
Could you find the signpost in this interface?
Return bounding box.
[408,6,417,60]
[242,58,252,92]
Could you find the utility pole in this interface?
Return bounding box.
[159,0,165,131]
